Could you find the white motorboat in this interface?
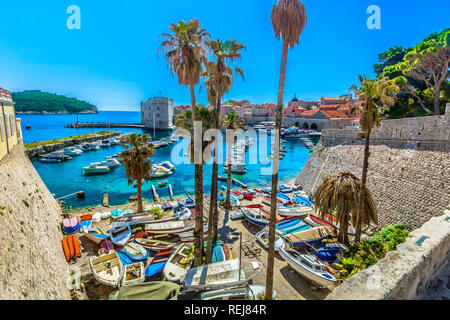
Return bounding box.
[279,247,337,289]
[63,147,83,156]
[255,228,285,252]
[100,158,121,170]
[82,163,111,176]
[163,244,194,282]
[277,205,314,218]
[201,285,276,300]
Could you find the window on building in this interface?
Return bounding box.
[0,116,4,141]
[9,114,15,136]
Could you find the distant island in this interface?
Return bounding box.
[13,90,98,114]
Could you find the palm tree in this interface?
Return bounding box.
[203,39,245,263]
[223,111,244,210]
[266,0,307,300]
[349,76,399,243]
[119,134,155,213]
[175,106,215,263]
[160,19,210,266]
[314,172,377,245]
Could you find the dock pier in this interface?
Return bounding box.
[102,193,109,207]
[65,122,145,129]
[168,184,174,201]
[151,185,160,203]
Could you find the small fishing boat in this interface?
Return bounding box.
[134,238,177,251]
[122,243,149,262]
[242,208,270,228]
[82,163,111,176]
[99,240,115,254]
[122,262,145,286]
[293,194,312,207]
[62,217,79,234]
[163,244,194,282]
[109,281,181,300]
[110,224,132,246]
[279,185,293,194]
[158,180,168,188]
[231,191,244,200]
[178,196,195,209]
[279,248,337,288]
[277,192,291,204]
[123,209,135,216]
[145,219,194,235]
[177,223,208,243]
[261,197,282,206]
[90,251,124,287]
[100,158,121,170]
[304,215,337,230]
[63,147,83,156]
[174,207,192,220]
[262,188,271,195]
[275,218,311,235]
[201,285,276,300]
[145,248,174,278]
[80,144,92,152]
[218,175,227,182]
[283,226,330,246]
[181,258,261,290]
[255,228,285,252]
[230,209,244,221]
[111,209,124,220]
[101,211,112,219]
[160,161,176,172]
[83,227,108,244]
[278,205,314,218]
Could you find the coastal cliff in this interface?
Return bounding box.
[0,144,70,299]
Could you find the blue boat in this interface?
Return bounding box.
[284,226,331,247]
[122,243,150,262]
[117,251,133,266]
[80,144,92,151]
[179,196,195,209]
[145,248,174,278]
[242,208,269,228]
[277,192,291,204]
[279,185,293,194]
[293,195,312,207]
[313,245,345,262]
[275,218,311,235]
[262,188,271,195]
[110,224,132,246]
[211,245,226,263]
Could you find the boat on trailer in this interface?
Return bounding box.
[279,247,337,289]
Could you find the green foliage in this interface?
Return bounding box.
[22,199,29,208]
[373,28,449,118]
[335,224,409,284]
[13,90,97,114]
[150,207,164,220]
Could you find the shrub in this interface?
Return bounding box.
[150,207,164,220]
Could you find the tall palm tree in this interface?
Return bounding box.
[119,134,155,213]
[160,19,210,266]
[314,172,377,245]
[203,39,245,263]
[223,111,244,211]
[349,76,399,243]
[266,0,307,300]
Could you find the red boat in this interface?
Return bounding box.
[99,240,115,253]
[305,215,336,230]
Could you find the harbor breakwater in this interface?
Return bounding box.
[0,143,70,299]
[25,131,121,158]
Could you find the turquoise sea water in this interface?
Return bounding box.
[20,112,317,209]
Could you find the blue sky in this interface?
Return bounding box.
[0,0,448,111]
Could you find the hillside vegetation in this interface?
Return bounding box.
[13,90,98,114]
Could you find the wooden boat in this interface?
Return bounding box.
[99,240,115,254]
[255,228,285,252]
[174,207,191,220]
[231,191,244,200]
[122,262,145,286]
[181,258,261,290]
[275,218,311,235]
[89,251,124,287]
[277,192,291,204]
[279,185,293,194]
[163,244,194,282]
[122,243,149,262]
[279,248,337,288]
[201,285,276,300]
[111,208,123,220]
[158,180,168,188]
[262,197,282,206]
[123,209,135,216]
[304,215,336,230]
[101,211,112,219]
[83,227,108,244]
[242,208,270,228]
[293,194,312,207]
[178,224,208,243]
[62,217,79,234]
[178,196,195,209]
[109,281,181,300]
[230,209,244,221]
[283,226,330,246]
[134,238,177,251]
[145,248,174,278]
[110,224,132,246]
[277,205,314,218]
[145,219,194,234]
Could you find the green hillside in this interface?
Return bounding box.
[12,90,98,114]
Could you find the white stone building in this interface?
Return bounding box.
[141,97,174,130]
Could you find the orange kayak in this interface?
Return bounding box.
[62,238,70,262]
[68,235,75,258]
[72,234,80,257]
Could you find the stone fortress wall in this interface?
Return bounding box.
[0,144,70,299]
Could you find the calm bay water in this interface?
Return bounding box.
[21,111,316,209]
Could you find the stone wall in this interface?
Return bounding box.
[0,144,70,299]
[326,209,450,300]
[296,113,450,230]
[25,131,121,158]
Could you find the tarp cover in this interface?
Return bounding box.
[110,281,180,300]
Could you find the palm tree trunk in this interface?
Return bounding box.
[137,180,143,213]
[190,84,203,267]
[206,97,221,263]
[355,134,370,243]
[266,40,289,300]
[226,162,232,209]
